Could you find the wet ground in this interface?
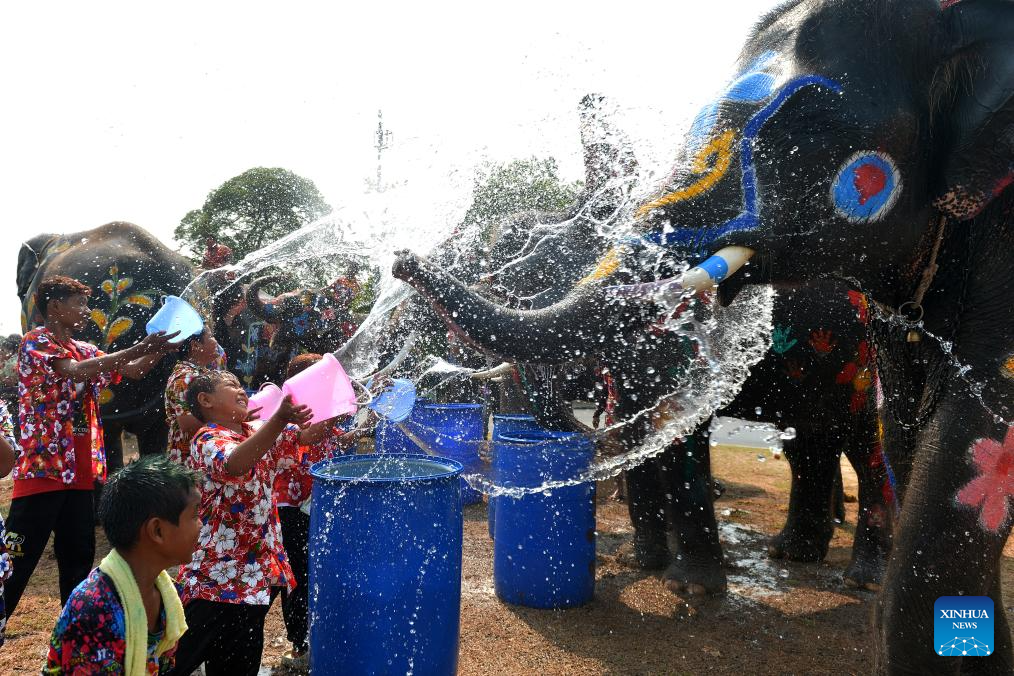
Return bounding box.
[2,440,1012,674]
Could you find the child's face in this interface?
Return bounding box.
[198,375,249,424]
[48,294,91,333]
[161,488,202,567]
[189,330,221,366]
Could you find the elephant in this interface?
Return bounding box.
[202,270,362,390]
[392,0,1014,670]
[17,222,193,470]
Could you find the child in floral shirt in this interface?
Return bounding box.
[0,400,19,647]
[168,371,332,676]
[4,276,178,620]
[272,354,359,670]
[45,456,201,674]
[164,327,223,465]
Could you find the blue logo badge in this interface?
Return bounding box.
[935,596,994,657]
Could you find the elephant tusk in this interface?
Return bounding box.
[469,362,514,380]
[606,246,754,299]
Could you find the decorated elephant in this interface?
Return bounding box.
[17,222,192,469]
[393,0,1014,670]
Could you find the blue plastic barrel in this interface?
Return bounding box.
[411,403,485,505]
[309,453,463,676]
[493,431,596,608]
[489,414,542,538]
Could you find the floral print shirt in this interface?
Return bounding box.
[44,568,172,675]
[17,327,119,485]
[181,422,301,605]
[164,360,205,465]
[0,401,16,646]
[272,422,350,507]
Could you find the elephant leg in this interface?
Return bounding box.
[767,428,840,562]
[625,457,669,570]
[832,467,846,524]
[664,431,727,595]
[842,413,895,591]
[96,423,124,510]
[874,394,1013,674]
[133,416,169,457]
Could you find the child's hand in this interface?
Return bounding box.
[273,395,312,428]
[245,406,263,422]
[140,330,181,354]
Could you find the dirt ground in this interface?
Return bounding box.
[2,441,1012,674]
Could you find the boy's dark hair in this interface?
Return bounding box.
[286,353,323,379]
[185,370,235,422]
[98,455,199,550]
[36,276,92,317]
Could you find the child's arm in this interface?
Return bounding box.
[298,415,350,446]
[52,331,179,382]
[225,395,311,476]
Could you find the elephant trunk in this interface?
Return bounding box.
[392,250,655,364]
[392,246,754,365]
[245,276,283,321]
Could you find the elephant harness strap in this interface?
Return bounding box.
[869,214,967,430]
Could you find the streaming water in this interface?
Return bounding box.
[178,102,780,501]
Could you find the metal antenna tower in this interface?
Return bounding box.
[374,110,393,192]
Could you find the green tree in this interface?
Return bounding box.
[462,157,582,244]
[175,167,332,264]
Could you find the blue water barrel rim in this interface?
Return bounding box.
[419,402,484,411]
[497,433,592,445]
[310,453,463,483]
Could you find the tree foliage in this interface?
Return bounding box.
[175,167,332,264]
[462,157,581,243]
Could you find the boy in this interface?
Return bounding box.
[272,354,359,670]
[45,456,201,674]
[4,276,178,619]
[168,371,331,676]
[164,326,222,465]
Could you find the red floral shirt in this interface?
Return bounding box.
[164,360,205,465]
[17,327,120,485]
[180,422,300,605]
[272,423,350,508]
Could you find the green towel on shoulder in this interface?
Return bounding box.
[98,549,188,676]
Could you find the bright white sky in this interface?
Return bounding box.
[0,0,778,335]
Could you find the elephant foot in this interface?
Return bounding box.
[633,533,669,570]
[843,551,885,591]
[767,524,832,563]
[664,557,727,596]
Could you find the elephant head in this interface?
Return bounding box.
[244,274,360,357]
[394,0,1014,365]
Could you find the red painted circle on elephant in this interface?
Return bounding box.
[853,163,888,205]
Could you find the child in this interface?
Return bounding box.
[44,455,201,674]
[167,371,331,676]
[4,275,178,619]
[164,326,222,465]
[273,354,359,669]
[0,400,18,647]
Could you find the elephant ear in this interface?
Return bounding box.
[935,0,1014,220]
